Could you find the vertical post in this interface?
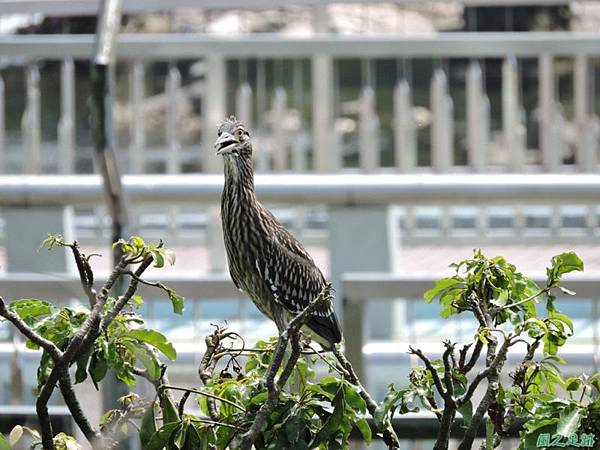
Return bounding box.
[203,54,227,271]
[358,86,380,171]
[312,54,335,172]
[129,61,145,174]
[202,54,226,174]
[574,54,595,172]
[235,82,253,127]
[539,53,560,171]
[166,65,182,175]
[330,207,401,384]
[0,74,5,173]
[271,87,288,171]
[430,69,453,172]
[466,61,488,172]
[312,5,335,172]
[22,63,41,174]
[58,58,76,174]
[393,79,416,171]
[502,56,526,171]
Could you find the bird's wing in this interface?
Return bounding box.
[258,205,316,263]
[254,204,342,344]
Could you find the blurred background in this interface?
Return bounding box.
[0,0,599,448]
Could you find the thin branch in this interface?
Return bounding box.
[162,385,246,413]
[442,340,456,401]
[36,368,62,450]
[457,337,511,450]
[277,331,302,390]
[494,288,549,312]
[408,346,446,398]
[100,256,154,332]
[460,339,484,374]
[458,337,511,406]
[67,242,97,308]
[0,298,63,361]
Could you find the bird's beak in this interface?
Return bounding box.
[215,132,238,155]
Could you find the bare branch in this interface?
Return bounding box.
[460,339,484,374]
[458,337,511,406]
[442,340,456,401]
[68,242,97,307]
[408,346,446,399]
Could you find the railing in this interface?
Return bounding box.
[1,33,600,175]
[1,0,597,15]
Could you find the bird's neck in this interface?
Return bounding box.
[223,154,256,200]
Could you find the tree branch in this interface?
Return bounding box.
[408,346,446,398]
[67,242,97,308]
[58,368,103,444]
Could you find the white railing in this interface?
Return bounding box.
[1,33,600,176]
[0,0,596,16]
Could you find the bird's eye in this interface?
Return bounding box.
[235,129,244,139]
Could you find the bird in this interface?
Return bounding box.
[214,116,342,349]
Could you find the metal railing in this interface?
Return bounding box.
[1,32,600,176]
[0,0,596,15]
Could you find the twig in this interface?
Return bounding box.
[67,242,97,307]
[408,347,446,399]
[460,339,483,374]
[162,385,246,413]
[458,337,511,406]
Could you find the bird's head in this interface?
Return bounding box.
[214,116,252,159]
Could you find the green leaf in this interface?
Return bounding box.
[424,277,461,303]
[458,401,473,428]
[250,391,268,406]
[173,422,187,449]
[285,414,304,444]
[139,403,157,448]
[145,422,180,450]
[131,295,144,307]
[167,290,185,315]
[485,418,494,450]
[355,418,372,445]
[160,395,180,424]
[0,434,10,450]
[556,406,584,437]
[8,299,52,320]
[126,343,160,380]
[548,252,584,285]
[9,425,23,446]
[564,377,582,392]
[152,249,165,268]
[75,349,91,384]
[89,351,108,389]
[125,329,176,361]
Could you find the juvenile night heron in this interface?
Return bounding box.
[215,116,342,348]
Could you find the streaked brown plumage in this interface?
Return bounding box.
[215,116,342,348]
